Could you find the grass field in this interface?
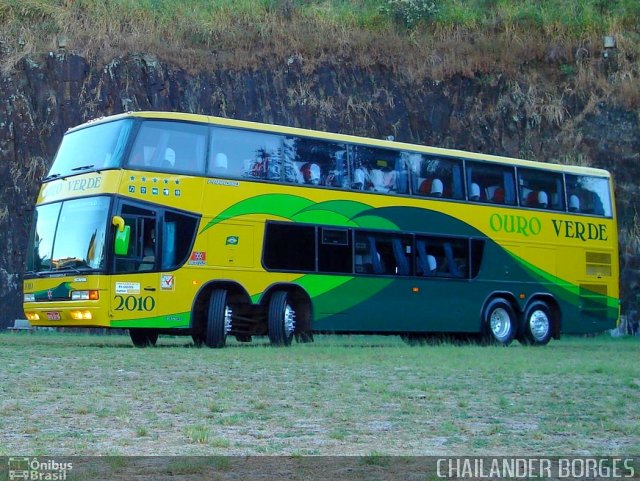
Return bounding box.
[0,331,638,456]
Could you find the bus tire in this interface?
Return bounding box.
[129,329,158,348]
[206,289,231,349]
[521,301,553,346]
[483,298,516,346]
[268,291,295,346]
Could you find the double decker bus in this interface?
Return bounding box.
[23,111,618,347]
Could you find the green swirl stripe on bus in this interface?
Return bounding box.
[110,312,191,329]
[199,194,398,234]
[32,282,73,301]
[198,193,616,321]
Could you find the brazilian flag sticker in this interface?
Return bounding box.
[226,236,239,245]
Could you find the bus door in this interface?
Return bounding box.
[112,201,200,327]
[112,203,159,325]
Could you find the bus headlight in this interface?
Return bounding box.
[24,293,35,302]
[25,312,40,321]
[70,310,92,320]
[71,290,99,300]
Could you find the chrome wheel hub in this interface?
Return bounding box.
[224,306,232,335]
[490,307,511,340]
[284,303,296,337]
[529,309,550,341]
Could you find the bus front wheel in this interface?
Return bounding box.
[521,301,553,346]
[129,329,158,348]
[206,289,232,349]
[268,291,296,346]
[483,298,516,346]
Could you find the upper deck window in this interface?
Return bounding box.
[47,119,133,179]
[126,120,207,174]
[466,161,516,205]
[565,174,612,217]
[409,154,464,200]
[208,126,289,181]
[517,167,565,211]
[348,145,409,194]
[289,138,349,188]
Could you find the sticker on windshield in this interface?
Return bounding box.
[115,282,140,295]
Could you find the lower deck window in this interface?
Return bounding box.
[263,223,315,271]
[262,221,484,279]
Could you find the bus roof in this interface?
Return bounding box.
[72,111,611,178]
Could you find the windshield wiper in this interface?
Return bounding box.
[71,164,95,172]
[43,173,61,181]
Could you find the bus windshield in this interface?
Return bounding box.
[26,197,111,274]
[46,119,134,179]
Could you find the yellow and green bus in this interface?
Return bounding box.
[23,111,618,347]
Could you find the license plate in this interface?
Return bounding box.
[45,311,61,321]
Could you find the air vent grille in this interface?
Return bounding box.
[586,252,611,277]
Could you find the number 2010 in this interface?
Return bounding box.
[114,295,155,311]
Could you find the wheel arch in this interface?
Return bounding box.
[479,291,520,332]
[261,282,313,335]
[190,280,252,331]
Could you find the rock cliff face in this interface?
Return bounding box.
[1,51,638,328]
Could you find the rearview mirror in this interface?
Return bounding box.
[112,216,130,255]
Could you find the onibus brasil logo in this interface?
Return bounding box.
[8,458,72,480]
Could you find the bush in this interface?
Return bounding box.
[381,0,439,28]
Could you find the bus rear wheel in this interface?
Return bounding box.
[521,301,553,346]
[129,329,158,348]
[206,289,232,349]
[483,298,516,346]
[268,291,296,346]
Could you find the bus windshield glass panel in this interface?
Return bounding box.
[47,119,134,179]
[26,196,111,274]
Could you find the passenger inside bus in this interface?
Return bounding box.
[370,168,397,193]
[352,167,369,190]
[300,163,321,185]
